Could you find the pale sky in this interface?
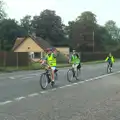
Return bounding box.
[3,0,120,26]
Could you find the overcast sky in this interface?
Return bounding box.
[3,0,120,26]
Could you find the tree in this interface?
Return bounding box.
[31,9,66,45]
[0,19,27,50]
[20,15,33,34]
[0,0,6,20]
[67,11,97,51]
[94,25,113,51]
[105,20,120,41]
[77,11,97,24]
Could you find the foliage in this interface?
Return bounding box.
[31,9,66,45]
[0,19,27,50]
[0,0,6,20]
[0,1,120,52]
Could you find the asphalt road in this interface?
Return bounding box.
[0,62,120,120]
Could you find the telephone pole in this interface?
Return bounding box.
[93,31,94,52]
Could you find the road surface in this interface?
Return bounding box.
[0,62,120,120]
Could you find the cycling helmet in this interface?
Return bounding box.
[46,47,56,51]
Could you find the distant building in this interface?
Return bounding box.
[12,35,70,59]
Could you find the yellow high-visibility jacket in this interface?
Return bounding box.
[105,56,115,63]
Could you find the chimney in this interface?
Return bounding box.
[32,32,36,39]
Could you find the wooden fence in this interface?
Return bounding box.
[0,52,29,67]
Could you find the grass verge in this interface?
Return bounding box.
[1,59,119,73]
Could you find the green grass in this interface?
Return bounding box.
[0,63,71,72]
[0,59,119,73]
[82,60,105,64]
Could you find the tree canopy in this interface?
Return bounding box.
[0,2,120,52]
[0,0,6,20]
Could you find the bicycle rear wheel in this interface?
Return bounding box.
[40,73,49,90]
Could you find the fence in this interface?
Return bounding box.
[0,51,120,70]
[69,52,120,62]
[0,52,29,68]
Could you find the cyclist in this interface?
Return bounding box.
[69,50,81,77]
[42,48,57,84]
[105,53,115,69]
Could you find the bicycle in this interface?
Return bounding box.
[67,63,81,82]
[40,63,58,90]
[107,62,112,73]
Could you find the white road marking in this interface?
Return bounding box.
[0,70,120,106]
[65,84,73,87]
[15,97,26,101]
[28,93,39,97]
[40,91,48,94]
[21,77,33,80]
[51,88,57,91]
[9,77,15,79]
[0,101,12,105]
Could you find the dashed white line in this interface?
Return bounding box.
[51,88,57,91]
[0,70,120,106]
[9,77,15,79]
[0,101,12,105]
[15,97,26,101]
[59,86,68,89]
[40,91,48,94]
[28,93,39,97]
[65,84,73,87]
[21,77,33,80]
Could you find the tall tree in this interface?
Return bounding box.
[105,20,120,41]
[20,15,33,34]
[0,0,6,20]
[67,11,97,51]
[95,25,113,51]
[31,9,66,45]
[0,19,27,50]
[77,11,97,24]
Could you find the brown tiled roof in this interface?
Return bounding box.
[12,35,53,51]
[32,36,52,49]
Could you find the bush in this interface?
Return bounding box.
[56,52,68,63]
[81,52,108,62]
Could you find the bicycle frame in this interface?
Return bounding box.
[42,63,58,80]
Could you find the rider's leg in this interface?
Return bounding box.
[72,64,75,77]
[111,63,113,69]
[77,63,81,70]
[51,67,56,82]
[74,64,78,77]
[74,64,78,72]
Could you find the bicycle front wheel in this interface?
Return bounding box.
[67,68,75,82]
[40,73,49,90]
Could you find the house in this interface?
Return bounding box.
[54,45,70,58]
[12,36,53,59]
[12,36,70,59]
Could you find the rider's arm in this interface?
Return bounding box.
[105,57,108,62]
[69,55,72,63]
[32,59,42,63]
[41,57,47,65]
[53,50,57,58]
[112,56,115,63]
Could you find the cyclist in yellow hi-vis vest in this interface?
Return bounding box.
[105,53,115,69]
[42,48,57,85]
[69,50,81,77]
